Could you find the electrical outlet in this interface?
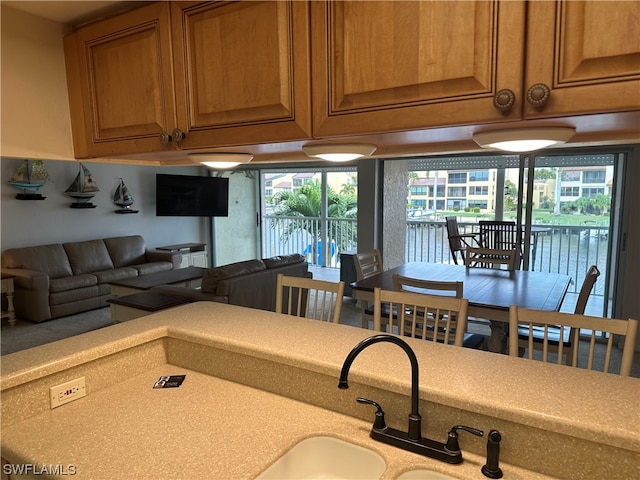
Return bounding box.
[50,377,86,409]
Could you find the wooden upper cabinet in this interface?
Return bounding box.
[171,1,312,149]
[64,2,177,158]
[311,1,526,138]
[524,1,640,118]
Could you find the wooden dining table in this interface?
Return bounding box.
[350,262,572,353]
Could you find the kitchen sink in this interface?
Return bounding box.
[396,470,459,480]
[256,435,386,479]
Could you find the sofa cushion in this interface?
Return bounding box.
[201,259,266,293]
[93,267,138,284]
[49,285,100,306]
[263,253,305,269]
[63,240,114,275]
[2,244,72,279]
[133,262,173,275]
[103,235,147,267]
[50,274,98,293]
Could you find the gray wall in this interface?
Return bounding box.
[1,159,207,251]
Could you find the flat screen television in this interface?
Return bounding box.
[156,174,229,217]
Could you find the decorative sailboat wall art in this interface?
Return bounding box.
[113,178,139,214]
[65,162,99,208]
[9,159,52,200]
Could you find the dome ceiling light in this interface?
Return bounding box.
[473,127,576,153]
[189,153,253,169]
[302,143,377,162]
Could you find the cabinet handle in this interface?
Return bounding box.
[526,83,550,107]
[159,131,172,145]
[171,128,186,144]
[493,89,515,112]
[158,129,187,145]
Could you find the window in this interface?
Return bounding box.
[448,186,466,197]
[448,172,467,183]
[561,186,580,197]
[411,186,427,195]
[561,170,581,182]
[469,186,488,195]
[582,187,605,197]
[468,200,487,209]
[469,170,489,181]
[583,170,606,183]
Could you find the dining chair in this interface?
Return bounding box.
[275,274,345,324]
[478,220,521,268]
[509,306,638,376]
[391,274,484,349]
[464,246,518,270]
[372,287,470,347]
[354,249,384,279]
[516,265,600,364]
[354,249,383,328]
[445,217,481,265]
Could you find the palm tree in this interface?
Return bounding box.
[271,180,357,261]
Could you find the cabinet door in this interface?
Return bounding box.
[64,2,177,158]
[311,1,525,137]
[525,1,640,118]
[172,1,312,149]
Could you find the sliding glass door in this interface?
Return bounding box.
[406,150,625,316]
[260,167,358,267]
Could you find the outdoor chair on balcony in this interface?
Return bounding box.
[354,249,384,328]
[509,305,637,376]
[515,265,601,365]
[478,220,522,268]
[445,217,481,264]
[372,287,470,347]
[275,273,345,324]
[464,247,518,270]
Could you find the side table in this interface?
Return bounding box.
[156,243,208,268]
[1,274,16,326]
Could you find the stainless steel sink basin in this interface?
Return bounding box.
[256,436,386,479]
[396,470,459,480]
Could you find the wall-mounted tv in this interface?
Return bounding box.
[156,174,229,217]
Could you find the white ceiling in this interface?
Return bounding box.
[2,1,144,26]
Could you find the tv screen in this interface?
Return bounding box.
[156,174,229,217]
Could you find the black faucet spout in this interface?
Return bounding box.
[338,334,484,464]
[338,334,421,440]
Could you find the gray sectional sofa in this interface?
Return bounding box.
[152,254,310,312]
[1,235,181,322]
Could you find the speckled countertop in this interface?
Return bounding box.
[1,302,639,479]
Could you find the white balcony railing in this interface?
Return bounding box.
[263,215,609,304]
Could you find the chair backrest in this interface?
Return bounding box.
[464,247,517,270]
[574,265,600,314]
[392,273,463,298]
[509,305,638,376]
[445,217,465,261]
[479,220,520,250]
[354,249,383,280]
[373,287,469,346]
[275,274,345,323]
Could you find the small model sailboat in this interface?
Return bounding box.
[113,178,139,214]
[65,162,99,208]
[9,159,52,200]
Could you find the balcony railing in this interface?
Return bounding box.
[263,215,609,311]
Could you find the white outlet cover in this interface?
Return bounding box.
[50,377,86,409]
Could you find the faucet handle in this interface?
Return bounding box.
[356,397,387,430]
[446,425,484,452]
